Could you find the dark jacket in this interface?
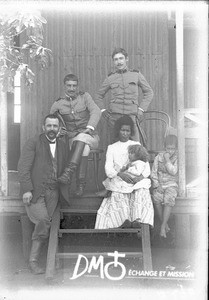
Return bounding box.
[95,69,154,115]
[18,133,68,203]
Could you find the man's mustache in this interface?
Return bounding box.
[48,130,57,135]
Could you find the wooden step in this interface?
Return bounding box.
[45,204,153,280]
[62,194,103,210]
[56,252,143,259]
[58,228,141,234]
[60,208,98,214]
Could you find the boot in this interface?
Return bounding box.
[57,162,77,184]
[29,239,45,275]
[74,156,88,197]
[58,141,85,184]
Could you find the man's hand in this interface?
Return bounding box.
[23,191,33,206]
[137,109,144,121]
[118,172,134,183]
[58,127,67,136]
[82,128,94,135]
[102,110,111,120]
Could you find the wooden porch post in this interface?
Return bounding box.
[176,9,186,197]
[0,82,8,196]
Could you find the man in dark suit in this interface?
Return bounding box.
[18,114,68,274]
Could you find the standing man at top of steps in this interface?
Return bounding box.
[18,114,69,275]
[95,47,154,145]
[50,74,101,197]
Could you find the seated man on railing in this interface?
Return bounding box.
[50,74,101,196]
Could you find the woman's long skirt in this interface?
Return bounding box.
[95,188,154,229]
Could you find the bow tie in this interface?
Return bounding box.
[48,140,56,144]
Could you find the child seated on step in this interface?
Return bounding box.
[102,144,151,193]
[151,134,178,238]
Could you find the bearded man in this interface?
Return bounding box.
[18,114,68,274]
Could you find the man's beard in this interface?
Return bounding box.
[46,130,57,140]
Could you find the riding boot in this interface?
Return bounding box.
[29,239,45,275]
[74,156,88,197]
[58,141,85,184]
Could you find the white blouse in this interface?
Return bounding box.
[105,140,140,178]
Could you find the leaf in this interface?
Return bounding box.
[0,10,52,92]
[21,43,30,50]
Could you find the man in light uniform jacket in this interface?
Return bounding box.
[50,74,101,196]
[95,47,154,144]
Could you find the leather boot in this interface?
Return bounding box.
[57,162,77,184]
[58,141,85,184]
[74,156,88,197]
[29,239,45,275]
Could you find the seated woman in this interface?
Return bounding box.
[95,115,154,229]
[103,144,151,193]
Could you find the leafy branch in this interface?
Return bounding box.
[0,10,53,92]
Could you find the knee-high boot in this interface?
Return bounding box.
[74,156,88,197]
[58,141,85,184]
[29,239,45,275]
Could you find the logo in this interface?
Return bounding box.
[70,251,126,281]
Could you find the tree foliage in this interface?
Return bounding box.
[0,10,53,92]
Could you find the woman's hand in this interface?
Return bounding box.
[131,174,144,184]
[118,172,134,183]
[120,165,128,172]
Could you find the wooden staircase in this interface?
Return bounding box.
[45,193,153,280]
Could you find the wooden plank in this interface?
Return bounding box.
[184,128,200,139]
[176,9,186,197]
[0,197,25,214]
[60,208,98,214]
[141,224,152,271]
[45,203,60,279]
[59,228,141,234]
[0,83,8,196]
[172,198,204,214]
[56,252,143,259]
[174,214,190,262]
[0,196,202,215]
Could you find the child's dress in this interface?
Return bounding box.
[103,160,151,193]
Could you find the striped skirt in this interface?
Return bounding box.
[95,188,154,229]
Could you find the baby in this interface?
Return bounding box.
[103,144,151,193]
